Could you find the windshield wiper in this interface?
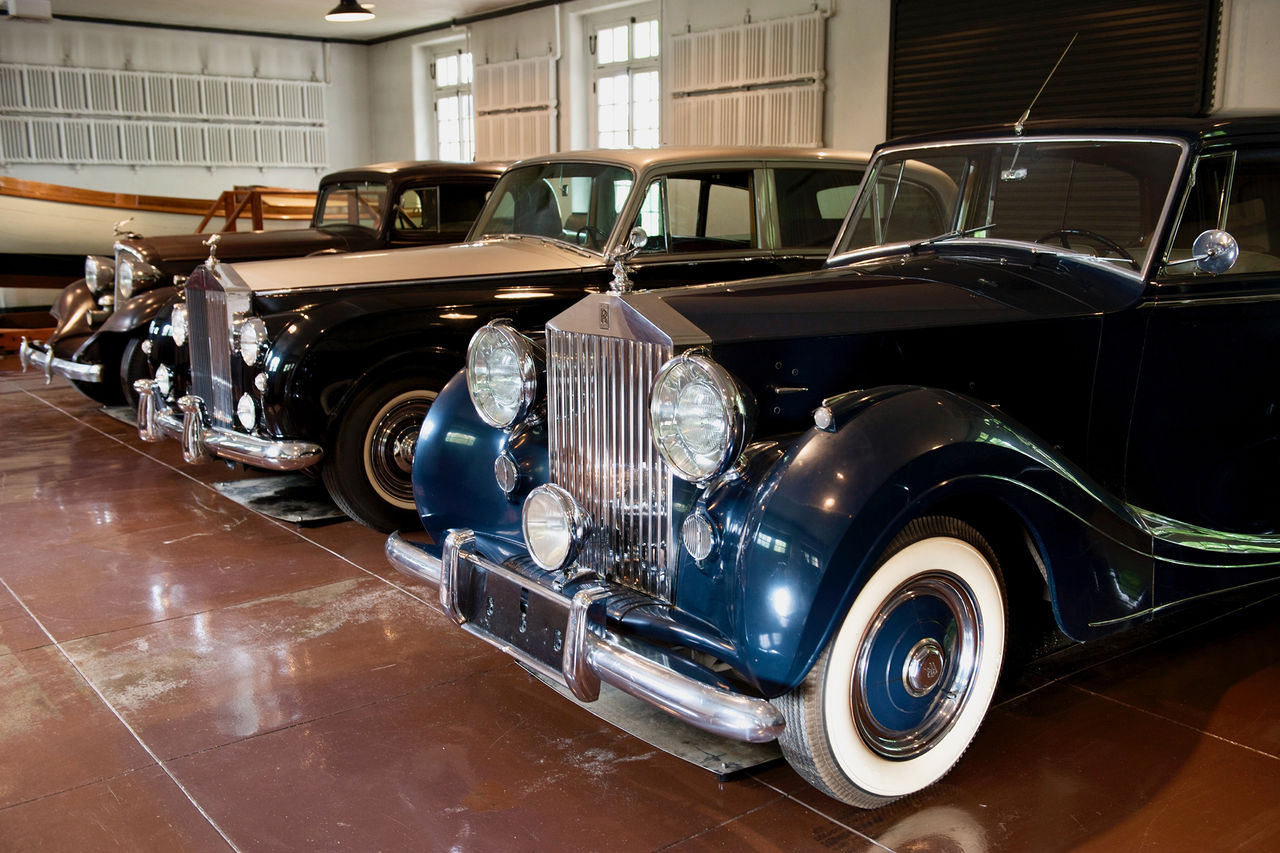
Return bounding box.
[912,222,998,250]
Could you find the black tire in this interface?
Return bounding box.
[321,376,438,531]
[776,516,1007,808]
[119,335,150,409]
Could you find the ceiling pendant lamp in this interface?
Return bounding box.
[325,0,374,22]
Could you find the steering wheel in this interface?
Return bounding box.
[396,209,417,230]
[1037,228,1137,267]
[576,225,608,250]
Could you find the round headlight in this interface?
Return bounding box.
[649,353,748,483]
[118,261,135,300]
[170,304,188,347]
[522,483,589,571]
[238,317,268,365]
[466,322,537,429]
[236,393,257,430]
[154,364,172,398]
[84,256,113,292]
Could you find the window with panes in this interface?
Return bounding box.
[592,17,660,149]
[434,51,475,161]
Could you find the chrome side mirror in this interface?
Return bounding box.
[1191,229,1239,274]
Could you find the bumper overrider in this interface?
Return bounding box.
[18,337,104,384]
[133,378,322,470]
[385,529,785,744]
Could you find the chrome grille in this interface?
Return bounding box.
[185,283,234,426]
[546,327,675,600]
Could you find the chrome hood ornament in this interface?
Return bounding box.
[204,233,221,268]
[606,227,648,294]
[113,216,140,238]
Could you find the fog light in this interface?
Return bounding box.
[682,510,718,561]
[141,339,152,356]
[254,373,268,394]
[236,393,257,430]
[154,364,172,398]
[522,484,589,571]
[494,451,518,495]
[170,304,188,347]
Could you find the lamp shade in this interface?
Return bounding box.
[325,0,374,22]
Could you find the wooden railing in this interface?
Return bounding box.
[0,177,316,232]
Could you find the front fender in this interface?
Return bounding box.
[100,286,179,335]
[48,279,96,343]
[412,370,548,558]
[720,386,1153,694]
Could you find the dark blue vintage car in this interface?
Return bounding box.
[387,117,1280,806]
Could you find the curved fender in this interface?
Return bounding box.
[724,386,1153,694]
[47,279,97,343]
[100,286,179,335]
[411,369,548,560]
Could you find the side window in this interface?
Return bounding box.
[392,187,439,233]
[637,171,755,253]
[1167,150,1280,274]
[439,183,492,234]
[774,168,864,249]
[316,182,387,230]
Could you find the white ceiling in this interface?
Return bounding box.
[46,0,528,43]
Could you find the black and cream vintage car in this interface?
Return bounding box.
[389,116,1280,807]
[19,160,502,406]
[134,147,870,531]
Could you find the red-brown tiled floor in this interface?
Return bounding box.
[3,352,1279,852]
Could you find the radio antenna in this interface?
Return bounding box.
[1014,32,1078,135]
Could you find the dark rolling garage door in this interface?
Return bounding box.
[888,0,1220,138]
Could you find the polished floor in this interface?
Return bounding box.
[2,350,1279,852]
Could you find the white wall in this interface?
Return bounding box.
[0,17,370,195]
[1217,0,1280,115]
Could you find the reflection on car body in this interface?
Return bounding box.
[389,117,1280,807]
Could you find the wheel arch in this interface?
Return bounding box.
[727,386,1153,695]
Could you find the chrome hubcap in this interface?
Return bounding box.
[902,637,945,698]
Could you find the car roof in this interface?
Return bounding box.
[880,116,1280,151]
[506,146,872,171]
[320,160,508,184]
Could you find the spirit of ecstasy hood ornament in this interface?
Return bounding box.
[204,233,221,268]
[607,227,648,293]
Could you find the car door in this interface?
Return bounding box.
[1127,143,1280,604]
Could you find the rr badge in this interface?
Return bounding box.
[599,304,610,330]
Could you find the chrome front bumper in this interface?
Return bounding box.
[385,529,784,744]
[133,378,323,471]
[18,337,104,384]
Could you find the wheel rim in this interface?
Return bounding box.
[851,571,982,760]
[364,391,435,508]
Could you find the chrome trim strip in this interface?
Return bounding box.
[132,385,321,471]
[18,338,104,383]
[384,532,442,586]
[430,528,785,744]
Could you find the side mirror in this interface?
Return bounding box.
[1191,229,1239,274]
[607,227,648,293]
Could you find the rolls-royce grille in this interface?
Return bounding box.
[185,284,234,426]
[546,328,675,600]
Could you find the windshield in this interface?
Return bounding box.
[837,139,1185,270]
[471,162,634,250]
[314,180,390,232]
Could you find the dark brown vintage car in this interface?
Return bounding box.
[20,160,503,405]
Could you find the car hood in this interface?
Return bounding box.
[128,228,349,268]
[219,237,603,293]
[647,243,1147,343]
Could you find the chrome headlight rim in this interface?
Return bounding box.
[649,352,750,484]
[466,320,538,429]
[236,316,269,366]
[169,304,188,347]
[117,258,158,300]
[522,483,590,571]
[84,255,113,293]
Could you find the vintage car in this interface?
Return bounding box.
[134,148,870,530]
[387,116,1280,807]
[19,161,502,405]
